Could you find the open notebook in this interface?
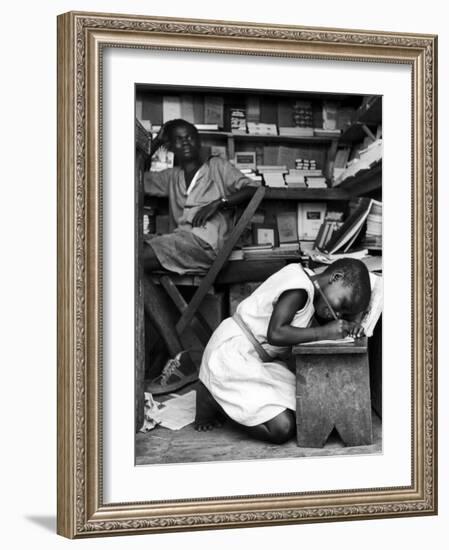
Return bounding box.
[301,273,383,345]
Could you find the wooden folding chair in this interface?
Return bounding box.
[150,186,266,348]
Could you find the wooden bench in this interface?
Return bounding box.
[293,337,373,448]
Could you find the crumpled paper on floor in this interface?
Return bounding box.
[140,390,196,432]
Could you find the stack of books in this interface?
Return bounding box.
[247,122,277,136]
[285,171,306,188]
[362,200,382,249]
[306,175,327,188]
[258,165,288,188]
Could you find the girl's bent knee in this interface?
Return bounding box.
[268,411,295,444]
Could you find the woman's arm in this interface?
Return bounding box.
[267,289,354,346]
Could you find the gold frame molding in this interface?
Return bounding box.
[57,11,438,538]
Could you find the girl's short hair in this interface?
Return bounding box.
[325,258,372,315]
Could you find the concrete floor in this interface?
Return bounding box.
[135,382,382,466]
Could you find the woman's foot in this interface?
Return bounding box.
[194,381,227,431]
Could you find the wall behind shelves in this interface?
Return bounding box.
[0,1,445,550]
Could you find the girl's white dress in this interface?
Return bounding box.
[199,263,315,426]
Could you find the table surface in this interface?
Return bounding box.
[293,336,368,355]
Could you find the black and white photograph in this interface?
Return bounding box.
[134,85,383,465]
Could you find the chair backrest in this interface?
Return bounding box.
[176,186,266,334]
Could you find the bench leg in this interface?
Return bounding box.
[296,354,373,448]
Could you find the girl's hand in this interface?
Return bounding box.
[322,319,355,340]
[348,323,365,338]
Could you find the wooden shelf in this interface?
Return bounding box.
[264,187,349,201]
[199,130,339,144]
[336,160,382,196]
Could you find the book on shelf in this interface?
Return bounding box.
[292,168,321,176]
[192,96,205,124]
[196,123,220,131]
[243,246,301,261]
[180,95,195,123]
[297,203,326,241]
[279,127,314,137]
[277,100,294,128]
[263,172,286,188]
[142,94,163,126]
[162,96,181,122]
[246,96,261,123]
[276,211,298,243]
[259,97,278,124]
[285,174,306,187]
[257,165,289,172]
[306,176,328,188]
[204,96,224,128]
[323,197,374,254]
[314,128,341,137]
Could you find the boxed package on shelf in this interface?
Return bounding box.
[230,108,247,134]
[292,99,313,127]
[247,122,278,136]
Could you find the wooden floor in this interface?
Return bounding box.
[136,382,382,465]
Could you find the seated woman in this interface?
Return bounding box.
[194,259,371,444]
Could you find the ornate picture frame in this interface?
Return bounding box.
[57,11,437,538]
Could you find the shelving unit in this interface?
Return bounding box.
[340,96,382,143]
[337,160,382,197]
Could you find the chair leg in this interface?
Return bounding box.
[160,275,212,346]
[142,276,184,358]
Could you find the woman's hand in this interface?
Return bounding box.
[192,199,221,227]
[322,319,355,340]
[151,122,171,154]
